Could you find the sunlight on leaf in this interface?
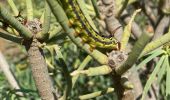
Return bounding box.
[120,9,141,50]
[141,56,165,100]
[157,55,168,83]
[166,57,170,96]
[137,49,164,70]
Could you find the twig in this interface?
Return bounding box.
[140,27,170,56]
[141,1,157,25]
[0,51,23,96]
[7,0,19,16]
[26,0,33,21]
[72,55,92,88]
[79,88,114,99]
[0,28,23,44]
[152,15,170,40]
[0,4,33,39]
[117,0,129,17]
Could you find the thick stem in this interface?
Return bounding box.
[26,38,56,100]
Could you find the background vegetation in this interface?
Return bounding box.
[0,0,170,100]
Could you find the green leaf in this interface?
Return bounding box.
[54,45,72,100]
[72,55,92,88]
[137,49,164,70]
[120,9,141,50]
[26,0,33,21]
[144,48,163,56]
[166,57,170,96]
[44,45,55,64]
[141,27,170,56]
[0,5,33,39]
[7,0,19,16]
[141,56,165,100]
[157,55,168,83]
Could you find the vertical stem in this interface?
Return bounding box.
[26,0,33,21]
[91,0,100,18]
[7,0,19,16]
[26,38,56,100]
[117,0,129,17]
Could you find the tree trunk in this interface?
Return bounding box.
[26,38,56,100]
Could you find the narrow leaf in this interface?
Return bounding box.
[137,49,164,70]
[54,46,72,100]
[7,0,19,16]
[157,55,168,83]
[0,4,33,39]
[26,0,33,21]
[72,55,92,88]
[166,57,170,96]
[120,9,141,50]
[79,88,114,100]
[141,27,170,56]
[141,56,165,100]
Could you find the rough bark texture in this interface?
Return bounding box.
[97,0,123,41]
[26,38,56,100]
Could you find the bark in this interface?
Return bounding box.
[26,38,56,100]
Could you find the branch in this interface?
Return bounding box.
[116,32,153,75]
[141,27,170,56]
[26,39,56,99]
[46,0,109,65]
[0,28,23,43]
[152,15,170,40]
[72,55,92,88]
[26,0,33,21]
[0,51,23,96]
[71,65,112,76]
[79,88,114,99]
[0,3,33,39]
[7,0,19,16]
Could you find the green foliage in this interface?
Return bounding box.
[141,56,165,100]
[0,0,170,100]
